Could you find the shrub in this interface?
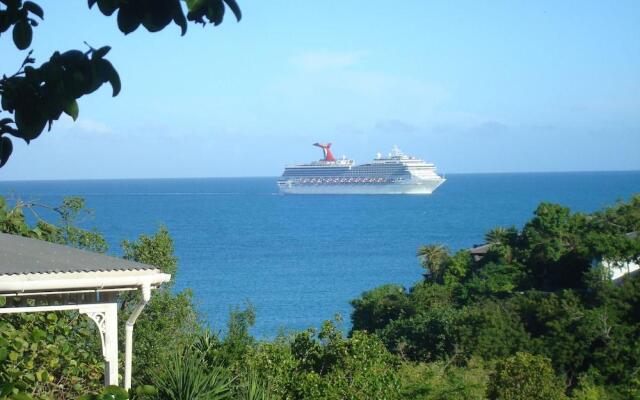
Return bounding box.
[487,352,566,400]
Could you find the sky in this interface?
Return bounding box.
[0,1,639,179]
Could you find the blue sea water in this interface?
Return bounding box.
[1,171,639,337]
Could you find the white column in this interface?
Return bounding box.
[103,302,119,386]
[81,302,119,387]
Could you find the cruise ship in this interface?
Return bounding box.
[278,143,446,195]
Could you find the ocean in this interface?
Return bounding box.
[1,171,638,337]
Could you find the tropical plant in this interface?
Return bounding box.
[154,352,232,400]
[417,244,450,283]
[237,370,275,400]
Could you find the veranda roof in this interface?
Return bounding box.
[0,232,169,295]
[0,232,171,389]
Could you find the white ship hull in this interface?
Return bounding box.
[278,179,445,195]
[279,144,445,195]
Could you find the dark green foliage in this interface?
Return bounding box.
[0,47,121,164]
[350,195,640,397]
[87,0,241,35]
[349,284,411,333]
[456,300,530,361]
[463,261,524,299]
[0,0,43,50]
[379,306,459,362]
[0,0,241,167]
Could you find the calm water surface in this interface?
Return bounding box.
[1,172,638,337]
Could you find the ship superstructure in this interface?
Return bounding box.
[278,143,446,195]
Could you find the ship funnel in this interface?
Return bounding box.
[313,142,336,162]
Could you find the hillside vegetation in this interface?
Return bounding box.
[1,195,639,399]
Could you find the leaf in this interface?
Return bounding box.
[23,1,44,19]
[12,20,33,50]
[0,382,13,397]
[64,100,80,121]
[117,4,141,34]
[93,45,111,59]
[31,327,47,341]
[136,385,157,395]
[87,0,97,8]
[12,393,35,400]
[0,137,12,168]
[186,0,206,12]
[223,0,241,21]
[8,351,19,361]
[0,347,7,361]
[14,108,47,142]
[97,0,118,16]
[101,386,129,400]
[186,0,207,23]
[172,2,187,35]
[141,2,174,33]
[207,0,225,26]
[0,11,11,33]
[96,59,121,96]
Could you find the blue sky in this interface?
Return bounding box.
[0,1,638,179]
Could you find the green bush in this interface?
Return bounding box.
[487,352,566,400]
[398,359,489,400]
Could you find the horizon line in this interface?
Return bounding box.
[1,168,640,183]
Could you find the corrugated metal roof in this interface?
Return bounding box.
[0,232,157,276]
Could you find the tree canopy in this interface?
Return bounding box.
[2,193,639,398]
[351,195,640,398]
[0,0,241,168]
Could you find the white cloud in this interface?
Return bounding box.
[56,115,112,135]
[290,50,365,71]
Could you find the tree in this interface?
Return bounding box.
[349,196,640,395]
[287,320,402,399]
[417,245,450,283]
[487,352,566,400]
[119,227,200,388]
[0,0,241,167]
[350,284,411,333]
[484,226,518,263]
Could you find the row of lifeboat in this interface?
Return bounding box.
[297,177,393,184]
